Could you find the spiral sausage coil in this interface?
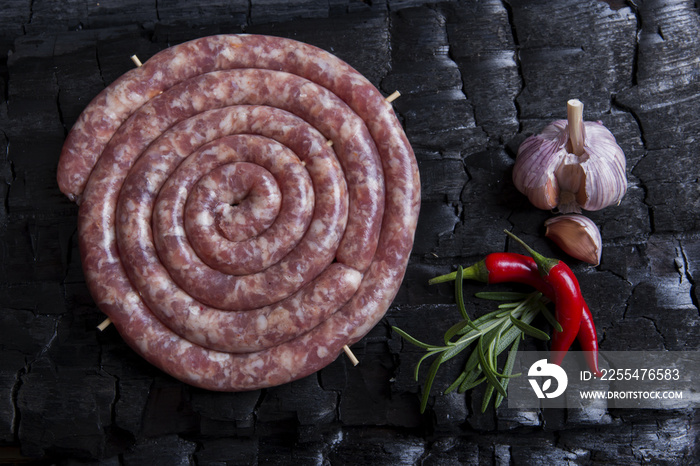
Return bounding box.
[57,35,420,391]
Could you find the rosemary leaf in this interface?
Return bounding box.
[420,356,443,413]
[485,323,520,379]
[444,371,467,394]
[510,314,551,341]
[459,375,486,392]
[458,351,482,393]
[475,291,532,301]
[495,338,521,409]
[495,326,524,356]
[490,324,502,369]
[477,336,507,398]
[440,339,473,364]
[496,309,515,318]
[481,383,496,413]
[414,350,441,381]
[454,313,506,338]
[444,319,473,344]
[497,302,522,309]
[537,301,563,332]
[391,326,438,350]
[456,266,479,331]
[494,298,543,353]
[452,318,505,347]
[507,293,540,319]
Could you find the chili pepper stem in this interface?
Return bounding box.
[503,230,559,277]
[428,261,489,285]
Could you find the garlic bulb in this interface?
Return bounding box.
[544,214,602,266]
[513,99,627,214]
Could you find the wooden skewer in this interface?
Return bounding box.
[343,345,359,366]
[97,317,112,331]
[130,54,143,67]
[325,139,334,147]
[385,90,401,103]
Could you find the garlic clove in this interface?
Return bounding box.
[576,121,627,211]
[512,128,566,210]
[544,214,602,266]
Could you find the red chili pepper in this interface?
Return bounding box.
[464,252,555,294]
[541,262,584,362]
[503,231,584,366]
[578,300,603,377]
[495,253,601,378]
[445,251,601,376]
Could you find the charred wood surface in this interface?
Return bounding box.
[1,0,699,464]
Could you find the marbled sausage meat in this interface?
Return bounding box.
[56,34,420,391]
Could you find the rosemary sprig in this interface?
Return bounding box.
[392,289,553,413]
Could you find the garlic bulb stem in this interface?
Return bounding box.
[567,99,585,156]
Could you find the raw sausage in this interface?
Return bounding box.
[57,34,420,391]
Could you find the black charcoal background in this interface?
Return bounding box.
[1,0,699,464]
